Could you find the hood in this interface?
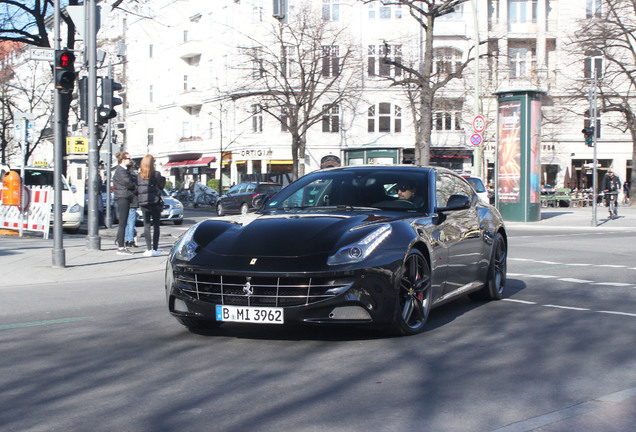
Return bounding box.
[195,212,393,258]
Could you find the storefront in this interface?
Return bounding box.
[162,155,216,189]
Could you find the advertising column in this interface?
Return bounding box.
[495,90,544,222]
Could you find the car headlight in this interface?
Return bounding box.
[69,204,81,213]
[327,224,392,266]
[172,222,202,262]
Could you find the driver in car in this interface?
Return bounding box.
[397,182,424,206]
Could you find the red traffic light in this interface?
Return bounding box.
[60,52,71,67]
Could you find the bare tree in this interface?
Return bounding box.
[363,0,471,166]
[572,0,636,205]
[232,3,360,180]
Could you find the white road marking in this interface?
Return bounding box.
[557,278,594,284]
[544,304,590,311]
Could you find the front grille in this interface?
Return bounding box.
[174,271,351,307]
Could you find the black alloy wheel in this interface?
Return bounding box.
[470,232,507,301]
[392,249,431,336]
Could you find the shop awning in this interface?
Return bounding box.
[163,156,216,168]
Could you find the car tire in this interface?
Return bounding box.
[390,249,431,336]
[176,317,220,329]
[469,232,507,301]
[240,203,249,215]
[216,202,225,217]
[174,219,183,225]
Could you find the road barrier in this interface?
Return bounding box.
[0,186,52,238]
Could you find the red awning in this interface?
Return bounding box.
[163,156,216,168]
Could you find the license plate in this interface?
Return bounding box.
[216,305,284,324]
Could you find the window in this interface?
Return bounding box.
[508,0,537,24]
[509,45,536,78]
[438,4,464,20]
[322,104,340,133]
[252,0,264,22]
[181,122,190,138]
[147,128,154,147]
[436,173,474,208]
[323,0,340,21]
[183,75,188,91]
[281,45,296,78]
[252,104,263,133]
[149,44,153,58]
[586,0,602,18]
[584,50,603,79]
[149,85,153,103]
[183,30,188,43]
[433,105,463,131]
[281,107,289,132]
[368,103,401,133]
[433,48,463,76]
[368,44,402,77]
[246,47,265,79]
[322,45,340,78]
[368,2,402,19]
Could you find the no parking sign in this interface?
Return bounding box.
[470,133,483,146]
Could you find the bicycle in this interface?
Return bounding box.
[605,191,618,220]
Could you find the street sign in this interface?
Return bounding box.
[472,115,485,133]
[29,47,55,62]
[470,133,483,146]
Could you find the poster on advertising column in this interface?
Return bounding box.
[530,99,542,204]
[498,100,521,203]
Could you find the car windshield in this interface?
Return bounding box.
[465,177,486,193]
[264,169,430,213]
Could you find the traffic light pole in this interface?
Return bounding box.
[590,74,598,227]
[86,0,101,250]
[52,0,65,267]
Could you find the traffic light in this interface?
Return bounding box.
[97,77,123,124]
[582,127,595,147]
[54,49,76,94]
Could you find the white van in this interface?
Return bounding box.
[11,167,83,233]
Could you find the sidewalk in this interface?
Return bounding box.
[504,204,636,231]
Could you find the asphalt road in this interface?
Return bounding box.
[1,218,636,432]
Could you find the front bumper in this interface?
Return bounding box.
[165,262,400,327]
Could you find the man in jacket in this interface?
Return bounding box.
[113,152,136,255]
[601,169,621,217]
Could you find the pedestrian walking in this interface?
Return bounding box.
[113,151,136,255]
[125,161,139,247]
[137,154,166,257]
[624,180,630,205]
[601,169,621,218]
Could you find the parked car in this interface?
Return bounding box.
[215,181,282,216]
[166,165,507,336]
[136,189,184,225]
[461,175,489,204]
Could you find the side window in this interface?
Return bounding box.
[228,184,240,194]
[245,183,256,193]
[436,173,474,208]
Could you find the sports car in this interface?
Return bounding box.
[165,166,507,336]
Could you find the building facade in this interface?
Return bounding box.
[3,0,633,194]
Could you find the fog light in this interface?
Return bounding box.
[173,298,188,313]
[329,306,371,320]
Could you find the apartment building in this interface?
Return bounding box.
[5,0,633,192]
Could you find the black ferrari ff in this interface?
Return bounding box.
[165,166,507,336]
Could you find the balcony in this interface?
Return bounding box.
[178,40,203,59]
[176,88,203,108]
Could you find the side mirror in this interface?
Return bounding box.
[437,194,471,212]
[252,193,270,210]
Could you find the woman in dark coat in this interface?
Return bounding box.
[137,154,166,256]
[112,151,136,255]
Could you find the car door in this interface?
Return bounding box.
[435,172,483,294]
[224,183,242,212]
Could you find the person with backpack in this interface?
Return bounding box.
[137,154,166,256]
